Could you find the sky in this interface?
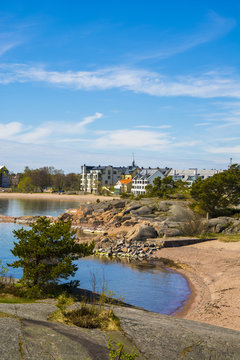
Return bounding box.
[0,0,240,173]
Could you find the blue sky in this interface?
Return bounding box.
[0,1,240,172]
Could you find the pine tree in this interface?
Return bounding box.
[9,217,94,291]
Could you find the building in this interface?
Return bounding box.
[114,178,133,195]
[169,168,223,186]
[81,161,140,194]
[121,161,139,180]
[81,164,126,193]
[0,166,10,188]
[131,167,171,196]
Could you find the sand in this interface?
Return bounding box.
[0,192,117,202]
[156,240,240,331]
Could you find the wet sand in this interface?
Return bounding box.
[0,192,117,202]
[156,240,240,331]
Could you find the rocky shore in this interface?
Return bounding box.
[2,198,240,332]
[1,198,240,262]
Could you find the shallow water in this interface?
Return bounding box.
[0,199,191,314]
[0,198,81,217]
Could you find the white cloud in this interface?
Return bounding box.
[1,64,239,99]
[135,125,172,129]
[208,145,240,154]
[93,129,172,150]
[76,112,102,127]
[0,112,102,144]
[0,122,23,138]
[194,122,212,127]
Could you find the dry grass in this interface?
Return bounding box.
[0,311,15,318]
[217,234,240,242]
[64,306,119,329]
[49,304,120,330]
[178,215,208,237]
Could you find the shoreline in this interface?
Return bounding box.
[156,240,240,331]
[0,192,117,202]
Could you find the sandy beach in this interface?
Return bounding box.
[156,240,240,331]
[0,192,117,202]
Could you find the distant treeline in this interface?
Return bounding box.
[10,166,81,193]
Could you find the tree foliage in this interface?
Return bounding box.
[14,166,81,192]
[190,164,240,216]
[145,176,188,198]
[9,217,94,291]
[17,176,34,192]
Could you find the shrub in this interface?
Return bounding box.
[107,339,138,360]
[178,215,207,237]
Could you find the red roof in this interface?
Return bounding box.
[120,179,132,184]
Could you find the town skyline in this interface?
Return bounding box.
[1,1,240,172]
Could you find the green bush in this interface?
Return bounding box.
[107,339,138,360]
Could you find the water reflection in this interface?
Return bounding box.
[0,198,80,217]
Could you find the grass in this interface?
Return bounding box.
[0,294,35,304]
[65,306,120,330]
[216,234,240,242]
[50,304,120,330]
[0,311,16,318]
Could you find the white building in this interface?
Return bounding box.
[131,167,171,196]
[169,168,223,186]
[81,165,127,193]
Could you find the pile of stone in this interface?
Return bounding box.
[94,237,163,260]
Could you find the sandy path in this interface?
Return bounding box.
[0,192,117,202]
[156,240,240,331]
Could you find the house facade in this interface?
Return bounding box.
[169,168,223,186]
[81,164,125,193]
[81,161,139,194]
[131,167,171,196]
[114,178,132,195]
[0,166,10,188]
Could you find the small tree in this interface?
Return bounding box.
[191,164,240,216]
[145,176,188,198]
[17,176,34,193]
[9,217,94,293]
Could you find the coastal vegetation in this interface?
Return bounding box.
[145,176,189,199]
[191,164,240,216]
[8,217,94,297]
[11,166,81,193]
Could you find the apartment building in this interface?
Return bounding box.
[169,168,222,186]
[131,167,171,196]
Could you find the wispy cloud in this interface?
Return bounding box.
[1,64,240,99]
[0,112,102,144]
[0,122,23,138]
[133,12,236,61]
[135,125,172,129]
[93,129,173,150]
[194,122,212,127]
[207,145,240,155]
[0,15,30,56]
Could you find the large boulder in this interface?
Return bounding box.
[204,217,234,233]
[167,204,194,222]
[131,205,155,216]
[128,225,158,242]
